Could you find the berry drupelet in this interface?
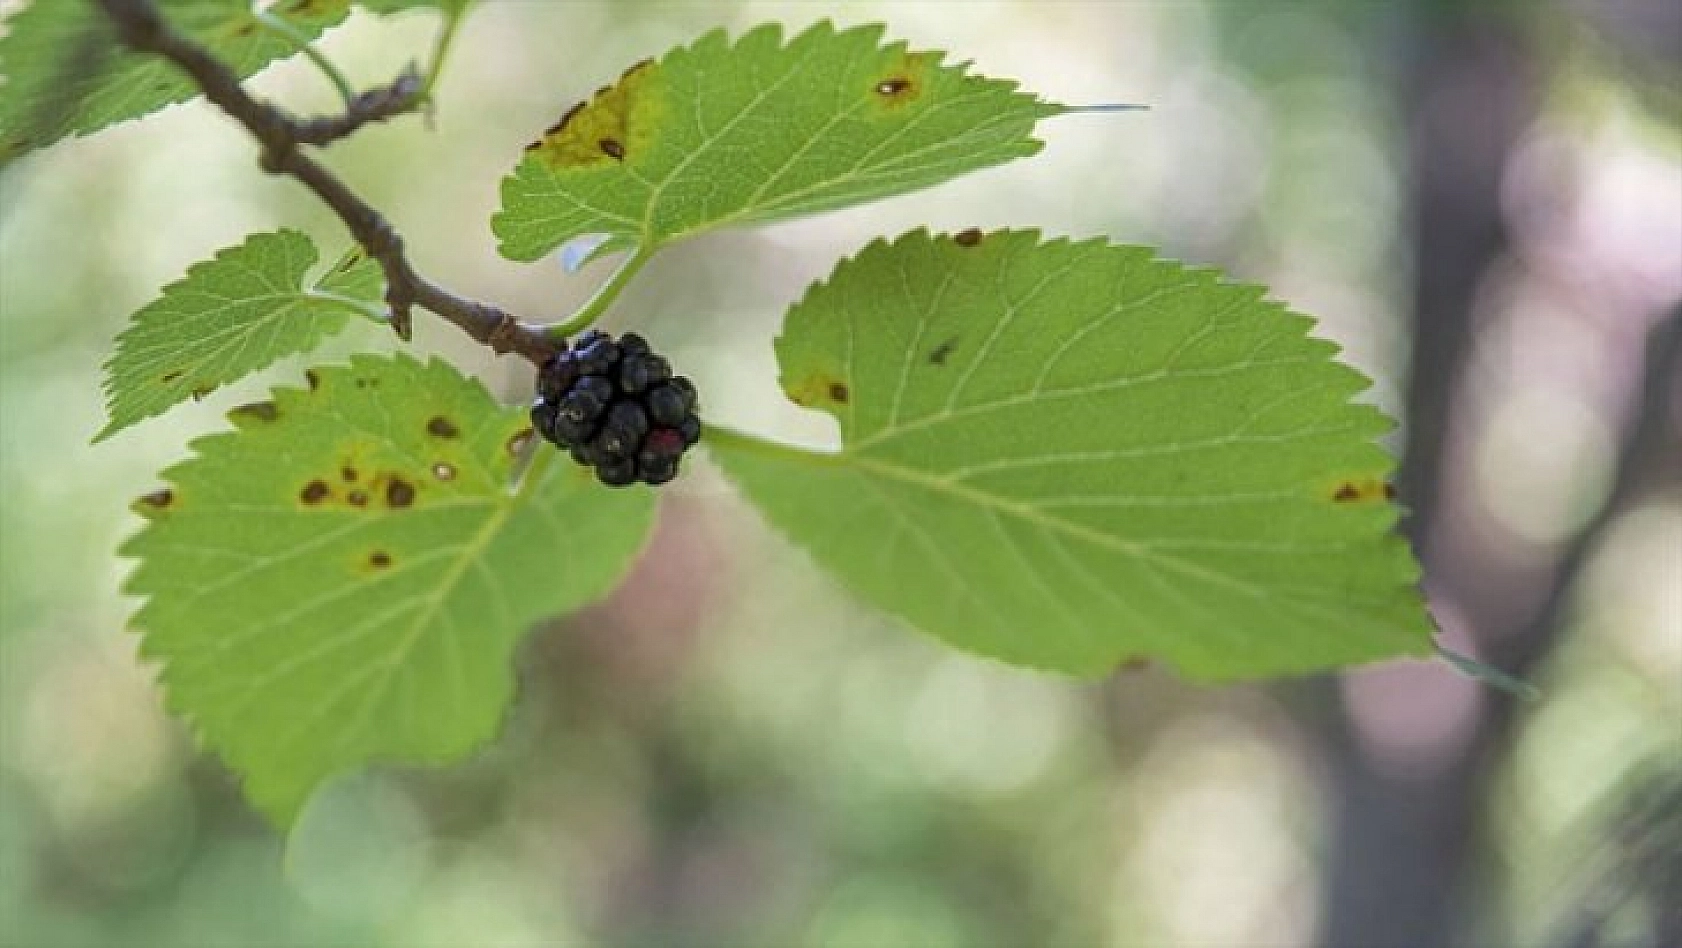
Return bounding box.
[530,331,702,487]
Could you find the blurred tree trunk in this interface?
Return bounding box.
[1316,3,1682,944]
[1315,9,1539,948]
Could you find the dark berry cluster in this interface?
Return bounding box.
[531,331,701,486]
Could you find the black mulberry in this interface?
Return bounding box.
[533,331,702,487]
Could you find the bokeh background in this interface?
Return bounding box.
[2,1,1679,946]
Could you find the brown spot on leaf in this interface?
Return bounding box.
[788,373,851,408]
[954,228,983,247]
[132,488,176,521]
[507,427,535,456]
[230,401,279,423]
[432,462,457,482]
[354,377,378,389]
[386,477,416,509]
[300,480,330,505]
[368,551,392,569]
[530,102,587,152]
[929,338,959,366]
[870,54,936,108]
[305,370,321,390]
[190,385,215,401]
[1329,477,1394,505]
[347,490,369,508]
[598,137,626,160]
[341,466,358,482]
[426,416,460,439]
[160,370,184,384]
[138,489,173,510]
[545,102,587,138]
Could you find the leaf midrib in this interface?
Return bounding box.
[324,449,554,750]
[840,450,1328,610]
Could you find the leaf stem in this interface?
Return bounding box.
[550,245,655,341]
[254,10,356,108]
[701,423,836,465]
[1434,643,1540,701]
[418,1,472,104]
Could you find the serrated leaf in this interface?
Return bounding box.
[96,230,384,442]
[493,22,1061,263]
[123,354,655,824]
[0,0,354,161]
[711,230,1434,679]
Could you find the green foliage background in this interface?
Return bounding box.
[1,1,1676,946]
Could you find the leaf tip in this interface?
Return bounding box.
[1434,644,1540,701]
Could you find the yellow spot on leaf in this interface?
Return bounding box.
[1327,476,1396,505]
[786,372,850,408]
[527,59,663,170]
[869,51,939,111]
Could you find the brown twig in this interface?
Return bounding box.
[291,65,427,147]
[94,0,561,365]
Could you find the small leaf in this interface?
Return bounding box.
[123,354,656,824]
[96,230,383,442]
[0,0,353,161]
[493,22,1060,263]
[712,230,1434,679]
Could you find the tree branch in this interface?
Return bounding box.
[94,0,561,366]
[290,65,426,147]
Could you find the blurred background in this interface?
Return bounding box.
[1,1,1678,945]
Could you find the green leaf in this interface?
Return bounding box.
[122,354,656,824]
[96,230,384,442]
[493,22,1061,263]
[0,0,353,161]
[711,230,1434,679]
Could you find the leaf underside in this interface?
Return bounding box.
[96,229,383,442]
[123,355,656,824]
[0,0,352,162]
[493,21,1062,263]
[712,230,1434,679]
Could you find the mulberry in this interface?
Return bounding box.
[531,331,702,487]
